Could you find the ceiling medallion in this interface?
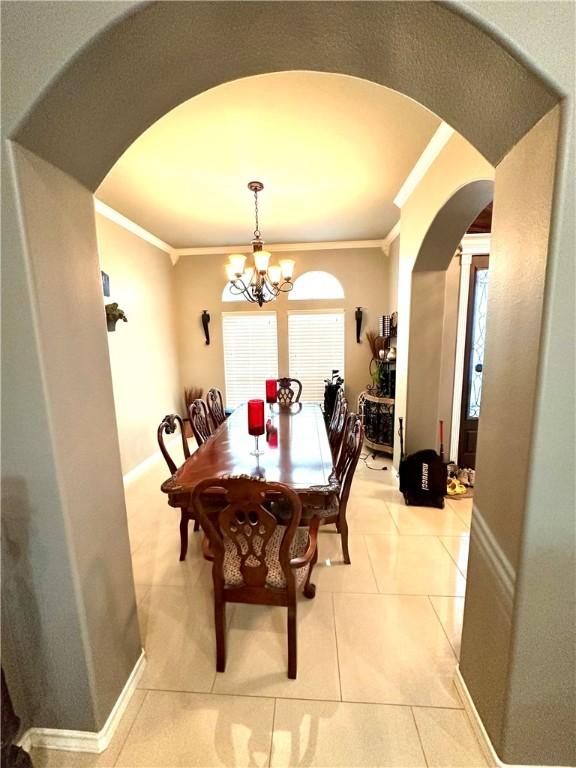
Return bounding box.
[225,182,295,307]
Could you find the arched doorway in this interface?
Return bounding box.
[405,179,494,454]
[2,3,570,764]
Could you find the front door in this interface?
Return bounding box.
[458,255,489,469]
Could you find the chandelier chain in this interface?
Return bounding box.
[253,188,260,238]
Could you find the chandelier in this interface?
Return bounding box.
[225,181,295,307]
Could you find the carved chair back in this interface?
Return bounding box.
[335,413,364,510]
[157,414,190,474]
[328,388,345,437]
[192,477,303,593]
[206,387,226,429]
[188,399,213,446]
[158,414,200,559]
[276,377,303,406]
[329,397,348,458]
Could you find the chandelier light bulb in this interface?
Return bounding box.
[229,253,246,276]
[280,259,295,281]
[267,265,282,285]
[254,250,271,274]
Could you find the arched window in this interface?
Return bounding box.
[288,270,344,300]
[221,283,245,302]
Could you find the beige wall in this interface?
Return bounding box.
[405,255,460,454]
[1,145,141,731]
[387,235,400,312]
[96,215,181,474]
[461,105,575,765]
[437,255,460,447]
[175,248,389,411]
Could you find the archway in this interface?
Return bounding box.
[2,3,570,765]
[405,180,494,454]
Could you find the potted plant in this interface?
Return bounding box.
[105,303,128,332]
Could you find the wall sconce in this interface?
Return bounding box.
[201,310,210,345]
[355,307,363,343]
[105,303,128,332]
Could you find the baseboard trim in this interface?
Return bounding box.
[123,436,180,486]
[454,665,500,767]
[19,650,146,754]
[454,665,566,768]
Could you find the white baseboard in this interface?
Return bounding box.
[20,650,146,754]
[123,436,179,486]
[454,665,566,768]
[454,665,499,767]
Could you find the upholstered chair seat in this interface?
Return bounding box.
[222,526,311,589]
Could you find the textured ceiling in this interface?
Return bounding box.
[96,72,440,248]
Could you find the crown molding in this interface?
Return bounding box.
[393,122,455,209]
[381,221,401,253]
[93,200,176,262]
[461,232,491,255]
[93,200,392,265]
[172,239,386,261]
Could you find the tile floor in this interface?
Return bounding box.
[32,453,488,767]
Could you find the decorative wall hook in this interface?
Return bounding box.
[201,310,211,345]
[355,307,363,343]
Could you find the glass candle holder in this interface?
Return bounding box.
[247,399,265,456]
[268,425,278,448]
[265,379,277,412]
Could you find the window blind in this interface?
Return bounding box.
[222,312,278,407]
[288,311,345,403]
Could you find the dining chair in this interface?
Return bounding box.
[276,377,303,406]
[206,387,226,429]
[191,476,319,679]
[307,413,363,565]
[328,393,348,459]
[157,414,200,561]
[188,399,213,446]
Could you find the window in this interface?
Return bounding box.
[467,267,490,418]
[222,284,243,302]
[288,311,345,402]
[222,312,278,407]
[288,271,344,300]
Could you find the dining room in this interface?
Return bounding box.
[66,69,489,768]
[4,2,572,766]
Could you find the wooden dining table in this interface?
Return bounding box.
[161,402,339,521]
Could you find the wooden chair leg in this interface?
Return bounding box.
[214,595,226,673]
[339,515,351,564]
[303,546,318,599]
[287,601,297,679]
[179,510,189,561]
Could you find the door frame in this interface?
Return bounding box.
[458,254,489,468]
[449,234,491,462]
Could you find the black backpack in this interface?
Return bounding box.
[398,419,447,509]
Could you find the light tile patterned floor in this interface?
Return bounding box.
[32,454,488,767]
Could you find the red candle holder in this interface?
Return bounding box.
[268,425,278,448]
[247,399,265,456]
[265,379,277,408]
